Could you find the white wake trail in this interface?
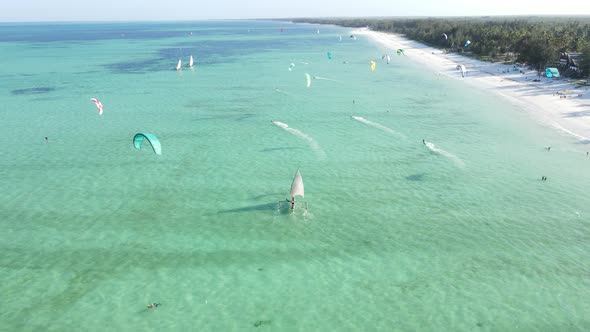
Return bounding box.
[313,76,339,82]
[425,141,465,168]
[272,121,326,159]
[274,88,293,96]
[352,116,405,138]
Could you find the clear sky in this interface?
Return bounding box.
[1,0,589,22]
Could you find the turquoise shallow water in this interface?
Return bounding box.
[1,21,589,331]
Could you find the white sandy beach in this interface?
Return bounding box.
[354,28,590,143]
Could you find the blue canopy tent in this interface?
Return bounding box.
[545,68,560,78]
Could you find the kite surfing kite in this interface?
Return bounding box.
[442,33,448,40]
[90,98,103,116]
[397,49,405,56]
[289,62,295,71]
[382,54,391,64]
[464,40,471,47]
[305,73,311,88]
[327,52,332,60]
[370,61,376,72]
[133,133,162,155]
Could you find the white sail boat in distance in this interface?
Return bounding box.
[189,55,194,68]
[279,169,307,212]
[176,59,182,71]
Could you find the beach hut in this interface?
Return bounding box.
[560,52,582,67]
[545,68,560,78]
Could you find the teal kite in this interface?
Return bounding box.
[133,133,162,155]
[327,52,332,59]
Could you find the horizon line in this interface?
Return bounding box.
[1,14,589,24]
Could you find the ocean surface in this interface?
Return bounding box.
[0,21,589,331]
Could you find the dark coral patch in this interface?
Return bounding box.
[254,320,271,327]
[405,173,425,181]
[12,87,55,95]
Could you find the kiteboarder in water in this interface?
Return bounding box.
[289,169,304,212]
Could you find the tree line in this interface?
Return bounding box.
[291,17,590,78]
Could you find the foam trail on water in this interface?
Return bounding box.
[352,116,405,138]
[272,121,326,159]
[274,88,293,96]
[313,76,339,82]
[552,122,590,142]
[425,141,465,168]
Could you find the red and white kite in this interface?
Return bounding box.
[90,98,103,116]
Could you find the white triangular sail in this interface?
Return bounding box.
[290,169,304,198]
[176,59,182,71]
[189,55,194,67]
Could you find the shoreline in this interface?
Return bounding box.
[353,28,590,143]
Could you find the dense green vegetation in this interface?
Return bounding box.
[292,17,590,78]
